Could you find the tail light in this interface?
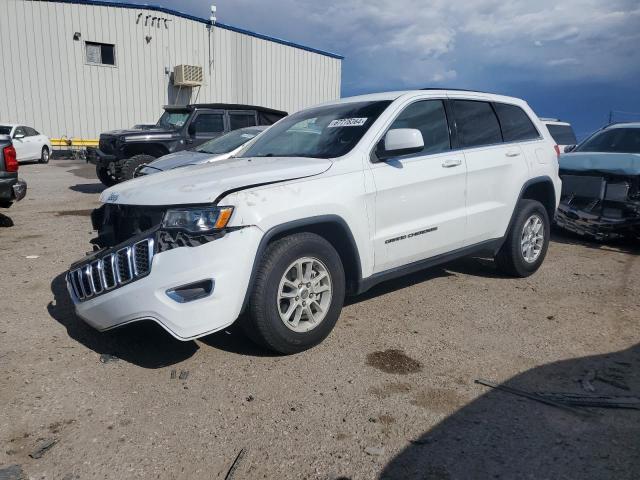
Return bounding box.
[3,145,18,172]
[553,145,561,159]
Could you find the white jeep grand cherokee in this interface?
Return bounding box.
[67,89,561,354]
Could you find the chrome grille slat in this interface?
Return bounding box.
[68,238,155,303]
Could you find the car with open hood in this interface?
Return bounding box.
[556,122,640,240]
[67,89,561,354]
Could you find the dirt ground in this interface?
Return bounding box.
[1,158,639,480]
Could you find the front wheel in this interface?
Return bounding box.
[95,164,117,187]
[39,146,50,164]
[495,199,550,277]
[122,154,156,181]
[242,232,346,354]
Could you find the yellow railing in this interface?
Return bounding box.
[51,138,99,147]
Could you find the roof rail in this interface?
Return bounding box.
[420,87,490,94]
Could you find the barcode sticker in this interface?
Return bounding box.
[327,118,368,128]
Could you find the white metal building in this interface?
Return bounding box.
[0,0,343,143]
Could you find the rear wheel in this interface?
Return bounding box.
[122,154,156,181]
[39,146,50,164]
[242,232,346,354]
[495,199,550,277]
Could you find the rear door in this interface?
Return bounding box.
[187,110,225,147]
[450,98,528,244]
[370,99,467,272]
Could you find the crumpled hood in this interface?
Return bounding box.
[560,152,640,176]
[141,150,215,173]
[100,156,333,206]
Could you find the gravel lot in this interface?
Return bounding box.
[1,158,639,479]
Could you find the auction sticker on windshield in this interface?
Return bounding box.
[328,118,368,128]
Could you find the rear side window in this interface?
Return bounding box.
[229,112,257,130]
[25,127,39,136]
[453,100,502,148]
[387,100,450,155]
[192,113,224,135]
[494,103,539,142]
[546,124,577,145]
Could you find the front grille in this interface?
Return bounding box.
[68,238,155,302]
[99,136,117,154]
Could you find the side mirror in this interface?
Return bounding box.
[378,128,424,160]
[187,123,196,136]
[564,145,576,153]
[14,133,25,139]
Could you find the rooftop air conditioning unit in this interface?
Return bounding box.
[173,64,203,87]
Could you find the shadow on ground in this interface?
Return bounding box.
[48,272,199,368]
[380,344,640,480]
[69,183,105,194]
[552,228,640,256]
[0,212,14,227]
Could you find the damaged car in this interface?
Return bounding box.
[556,122,640,240]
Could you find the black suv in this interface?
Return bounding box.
[88,104,287,185]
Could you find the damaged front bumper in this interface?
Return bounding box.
[556,173,640,240]
[66,226,262,340]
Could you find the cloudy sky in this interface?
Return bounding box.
[116,0,639,138]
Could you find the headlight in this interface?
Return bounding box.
[162,206,234,233]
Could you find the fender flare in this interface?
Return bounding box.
[239,215,363,313]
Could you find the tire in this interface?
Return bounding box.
[122,154,156,181]
[95,164,117,187]
[242,232,346,354]
[495,199,550,277]
[39,146,50,164]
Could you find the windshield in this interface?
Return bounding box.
[575,128,640,154]
[0,126,12,135]
[156,111,189,130]
[196,127,264,154]
[547,124,577,145]
[239,101,392,159]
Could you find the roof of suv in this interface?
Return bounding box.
[164,104,288,116]
[605,122,640,129]
[320,89,529,106]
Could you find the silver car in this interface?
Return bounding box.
[135,126,268,177]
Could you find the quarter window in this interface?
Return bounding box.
[86,42,116,66]
[191,113,224,135]
[386,100,450,156]
[494,103,539,142]
[453,100,502,148]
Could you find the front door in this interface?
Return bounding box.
[370,99,467,273]
[12,126,30,161]
[186,110,225,148]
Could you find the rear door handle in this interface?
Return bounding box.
[505,150,521,157]
[442,158,462,168]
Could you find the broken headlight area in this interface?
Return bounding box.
[556,172,640,240]
[89,204,238,252]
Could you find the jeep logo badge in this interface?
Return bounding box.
[106,192,119,203]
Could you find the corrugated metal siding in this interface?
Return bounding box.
[0,0,342,140]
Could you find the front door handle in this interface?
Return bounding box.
[505,150,521,158]
[442,158,462,168]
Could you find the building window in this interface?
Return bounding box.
[86,41,116,66]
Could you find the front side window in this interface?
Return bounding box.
[494,103,539,142]
[240,101,392,159]
[453,100,502,148]
[385,100,450,156]
[13,127,26,138]
[156,111,189,130]
[86,42,116,66]
[229,112,257,130]
[575,128,640,154]
[547,124,577,145]
[191,113,225,135]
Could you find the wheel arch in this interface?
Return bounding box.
[240,215,363,314]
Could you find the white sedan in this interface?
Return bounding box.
[0,123,53,163]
